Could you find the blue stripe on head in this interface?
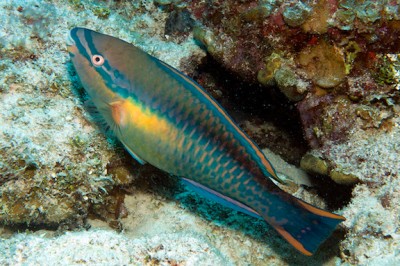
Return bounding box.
[76,28,129,98]
[83,28,96,61]
[79,28,112,71]
[70,28,91,64]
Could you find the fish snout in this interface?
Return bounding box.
[66,30,76,52]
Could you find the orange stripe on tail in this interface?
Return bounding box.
[297,200,346,220]
[274,226,313,256]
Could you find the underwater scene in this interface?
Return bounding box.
[0,0,399,265]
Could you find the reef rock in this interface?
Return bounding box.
[0,230,229,265]
[186,0,400,179]
[185,0,400,264]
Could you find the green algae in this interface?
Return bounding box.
[68,0,84,9]
[0,0,204,230]
[93,6,111,19]
[300,153,329,176]
[374,55,398,85]
[257,52,282,86]
[0,1,399,264]
[344,41,362,75]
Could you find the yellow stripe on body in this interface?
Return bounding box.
[113,98,178,141]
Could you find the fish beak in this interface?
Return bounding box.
[66,31,76,52]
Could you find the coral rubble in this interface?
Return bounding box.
[0,229,229,265]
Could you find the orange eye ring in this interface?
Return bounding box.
[92,54,104,66]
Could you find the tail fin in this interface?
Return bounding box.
[266,198,345,256]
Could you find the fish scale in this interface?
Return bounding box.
[68,27,345,256]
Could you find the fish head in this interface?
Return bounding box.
[67,27,134,107]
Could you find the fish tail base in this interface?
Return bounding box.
[264,197,345,256]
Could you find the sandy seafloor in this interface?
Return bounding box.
[0,0,399,265]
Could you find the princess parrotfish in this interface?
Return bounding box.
[67,27,345,256]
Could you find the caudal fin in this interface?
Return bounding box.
[266,198,345,256]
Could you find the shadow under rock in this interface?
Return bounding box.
[192,55,309,165]
[311,174,354,210]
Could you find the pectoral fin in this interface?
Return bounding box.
[120,140,146,165]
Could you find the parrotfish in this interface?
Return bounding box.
[67,27,345,256]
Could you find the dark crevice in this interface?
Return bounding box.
[190,54,308,165]
[187,54,352,211]
[311,175,354,210]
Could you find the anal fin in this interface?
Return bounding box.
[181,178,261,219]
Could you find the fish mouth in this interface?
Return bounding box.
[66,31,77,54]
[66,31,75,47]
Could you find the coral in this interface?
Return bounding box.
[300,152,329,176]
[340,182,400,265]
[19,2,57,41]
[183,1,400,263]
[282,1,312,27]
[164,8,195,39]
[301,0,336,34]
[297,41,346,89]
[274,66,308,101]
[193,26,221,58]
[257,52,282,86]
[298,94,357,148]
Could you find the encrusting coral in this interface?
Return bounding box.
[187,0,400,183]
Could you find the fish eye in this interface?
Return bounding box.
[91,54,104,66]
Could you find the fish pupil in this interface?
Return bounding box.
[92,55,104,66]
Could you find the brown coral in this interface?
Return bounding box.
[297,41,346,89]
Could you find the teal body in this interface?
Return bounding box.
[67,27,345,255]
